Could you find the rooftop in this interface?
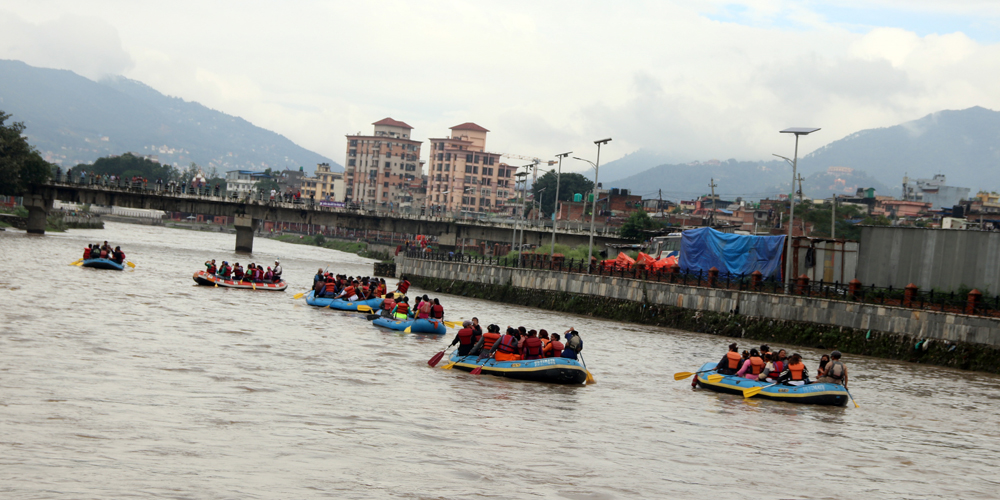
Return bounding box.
[372,117,413,129]
[450,122,490,133]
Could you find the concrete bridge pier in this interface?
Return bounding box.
[23,194,52,234]
[234,215,259,253]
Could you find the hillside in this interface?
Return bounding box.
[799,106,1000,192]
[607,159,791,201]
[0,59,339,174]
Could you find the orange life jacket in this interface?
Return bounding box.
[789,362,805,381]
[482,332,500,351]
[342,286,356,297]
[394,303,409,315]
[726,351,742,369]
[749,356,764,375]
[325,281,337,293]
[548,340,564,357]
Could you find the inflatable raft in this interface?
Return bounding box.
[445,351,588,384]
[305,290,382,311]
[81,258,124,270]
[694,362,848,406]
[192,270,288,291]
[371,316,447,334]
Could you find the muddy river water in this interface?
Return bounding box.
[1,222,999,499]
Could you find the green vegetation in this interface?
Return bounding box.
[619,210,660,241]
[274,234,391,260]
[253,168,280,194]
[502,243,638,261]
[0,110,53,196]
[69,152,178,181]
[532,171,594,216]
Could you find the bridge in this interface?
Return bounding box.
[26,181,630,253]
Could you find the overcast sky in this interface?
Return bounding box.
[2,0,1000,172]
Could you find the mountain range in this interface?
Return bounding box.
[601,106,1000,201]
[0,59,338,175]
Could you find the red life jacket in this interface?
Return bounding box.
[789,362,805,381]
[83,248,91,259]
[482,332,500,351]
[548,340,564,357]
[100,249,108,258]
[522,337,543,358]
[398,281,410,294]
[496,334,518,354]
[749,356,764,375]
[457,328,474,345]
[430,304,444,319]
[772,361,784,376]
[207,265,217,274]
[382,298,395,310]
[395,303,409,315]
[726,351,742,370]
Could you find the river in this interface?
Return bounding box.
[1,222,999,499]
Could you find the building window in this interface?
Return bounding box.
[437,153,443,161]
[465,165,473,174]
[445,164,450,171]
[466,154,473,162]
[445,153,451,161]
[473,166,478,174]
[474,155,480,164]
[348,159,356,166]
[384,162,390,168]
[350,139,357,146]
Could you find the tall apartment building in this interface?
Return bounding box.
[424,123,514,216]
[344,118,422,207]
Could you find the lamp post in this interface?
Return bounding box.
[550,152,572,258]
[573,137,611,272]
[775,127,820,290]
[511,164,532,262]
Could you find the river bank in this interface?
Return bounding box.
[400,257,1000,374]
[273,234,393,261]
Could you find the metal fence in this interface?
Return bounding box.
[404,250,1000,318]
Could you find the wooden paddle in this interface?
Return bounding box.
[579,354,596,384]
[845,387,859,408]
[742,382,779,399]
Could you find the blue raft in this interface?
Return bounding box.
[305,290,382,311]
[694,362,848,406]
[371,316,447,334]
[445,351,588,385]
[81,258,124,271]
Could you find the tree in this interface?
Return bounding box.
[253,167,280,194]
[0,111,52,195]
[70,152,180,182]
[620,210,660,241]
[532,171,594,217]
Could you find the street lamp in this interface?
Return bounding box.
[550,151,572,258]
[776,127,820,290]
[510,164,533,262]
[573,137,611,271]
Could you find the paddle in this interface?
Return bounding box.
[126,260,136,268]
[443,320,463,329]
[579,354,596,384]
[845,386,859,408]
[292,290,310,299]
[365,314,381,321]
[674,369,719,381]
[742,382,779,399]
[69,258,83,266]
[470,356,490,375]
[428,346,453,367]
[357,305,373,313]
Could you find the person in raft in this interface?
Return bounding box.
[390,297,410,319]
[487,327,522,362]
[814,351,848,387]
[775,353,810,386]
[735,349,765,380]
[395,276,411,295]
[450,320,477,356]
[561,329,583,360]
[715,343,743,375]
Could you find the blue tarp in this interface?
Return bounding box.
[679,228,785,278]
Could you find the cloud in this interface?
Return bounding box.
[0,10,132,80]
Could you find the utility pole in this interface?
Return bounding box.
[831,193,836,239]
[658,188,663,217]
[796,174,805,203]
[709,178,718,227]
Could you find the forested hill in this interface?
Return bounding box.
[799,106,1000,192]
[0,59,338,174]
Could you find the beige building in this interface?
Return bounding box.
[344,118,423,208]
[300,163,345,201]
[425,123,515,217]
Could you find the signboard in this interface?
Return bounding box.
[319,201,346,208]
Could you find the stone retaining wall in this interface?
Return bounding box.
[398,257,1000,373]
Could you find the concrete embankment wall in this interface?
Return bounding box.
[397,257,1000,373]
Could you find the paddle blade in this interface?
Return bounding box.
[127,261,136,268]
[358,305,372,313]
[404,326,411,333]
[742,387,763,399]
[293,292,306,299]
[673,371,695,381]
[251,283,256,290]
[440,362,456,370]
[69,259,82,266]
[214,283,218,287]
[585,370,596,384]
[470,365,484,375]
[365,314,380,321]
[427,350,445,367]
[74,262,83,266]
[706,374,724,383]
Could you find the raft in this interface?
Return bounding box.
[371,316,447,334]
[445,351,588,385]
[81,258,124,270]
[694,362,848,406]
[192,270,288,291]
[305,290,382,311]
